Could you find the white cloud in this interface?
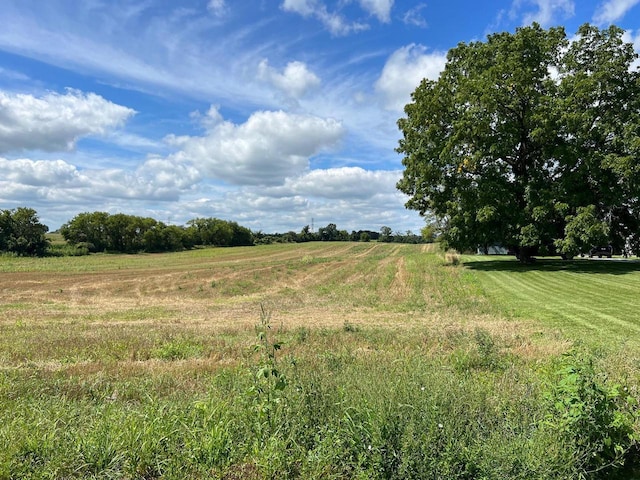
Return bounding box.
[622,29,640,49]
[207,0,228,17]
[593,0,640,24]
[0,154,200,205]
[0,157,83,187]
[281,0,317,16]
[267,167,400,199]
[0,154,423,234]
[375,44,447,112]
[136,157,202,191]
[0,5,278,110]
[258,59,321,98]
[358,0,394,23]
[510,0,575,26]
[179,172,413,234]
[169,109,344,186]
[402,4,428,27]
[281,0,369,35]
[106,132,165,152]
[0,67,30,81]
[0,89,135,153]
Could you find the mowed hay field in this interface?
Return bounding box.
[1,243,639,479]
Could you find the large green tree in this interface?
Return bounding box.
[60,211,110,252]
[397,23,640,260]
[0,207,49,256]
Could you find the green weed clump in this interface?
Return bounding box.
[152,338,204,361]
[543,350,639,477]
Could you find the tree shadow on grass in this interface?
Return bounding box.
[463,257,640,275]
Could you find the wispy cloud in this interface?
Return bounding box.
[358,0,395,23]
[509,0,575,26]
[593,0,640,24]
[0,3,277,108]
[280,0,370,35]
[207,0,228,17]
[402,4,428,27]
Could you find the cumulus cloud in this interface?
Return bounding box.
[0,157,83,187]
[0,89,135,154]
[281,0,369,35]
[169,109,344,186]
[258,59,321,98]
[593,0,640,24]
[179,169,411,234]
[266,167,400,199]
[509,0,575,26]
[0,154,200,205]
[375,44,447,112]
[136,157,202,191]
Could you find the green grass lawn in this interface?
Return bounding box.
[463,256,640,346]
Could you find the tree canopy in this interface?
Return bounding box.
[60,213,254,254]
[0,207,50,256]
[397,23,640,260]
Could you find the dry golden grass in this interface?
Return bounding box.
[0,242,568,380]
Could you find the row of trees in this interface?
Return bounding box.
[1,208,426,257]
[397,23,640,260]
[254,224,429,245]
[59,212,254,253]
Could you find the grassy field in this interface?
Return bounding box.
[464,255,640,344]
[0,243,639,479]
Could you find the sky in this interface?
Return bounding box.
[1,0,640,233]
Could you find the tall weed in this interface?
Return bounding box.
[544,350,639,478]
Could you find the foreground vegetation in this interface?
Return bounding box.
[0,243,639,478]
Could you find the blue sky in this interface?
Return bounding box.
[1,0,639,233]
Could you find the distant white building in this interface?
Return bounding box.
[477,245,508,255]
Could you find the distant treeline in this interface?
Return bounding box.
[0,208,428,257]
[255,224,426,245]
